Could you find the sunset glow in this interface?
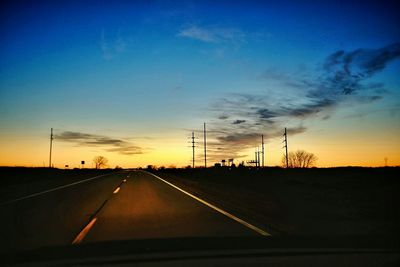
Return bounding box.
[1,1,399,168]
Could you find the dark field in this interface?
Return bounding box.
[154,167,400,238]
[0,167,117,203]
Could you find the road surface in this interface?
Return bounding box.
[0,171,268,253]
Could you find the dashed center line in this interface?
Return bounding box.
[72,217,97,244]
[113,187,121,194]
[72,176,129,244]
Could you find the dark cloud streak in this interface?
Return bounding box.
[205,43,399,161]
[55,131,143,155]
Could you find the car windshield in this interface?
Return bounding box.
[0,0,399,265]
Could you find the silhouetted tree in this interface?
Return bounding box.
[281,150,317,168]
[93,156,108,169]
[147,165,154,170]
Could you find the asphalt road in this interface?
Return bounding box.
[0,171,267,254]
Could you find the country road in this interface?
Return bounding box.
[0,171,267,253]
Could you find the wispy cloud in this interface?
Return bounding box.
[178,25,245,44]
[256,42,400,121]
[55,131,143,155]
[322,43,400,94]
[203,43,400,161]
[100,30,127,60]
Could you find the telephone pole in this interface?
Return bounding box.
[255,148,258,168]
[49,128,53,168]
[255,147,261,168]
[191,131,196,168]
[204,122,207,168]
[283,127,289,168]
[261,134,265,168]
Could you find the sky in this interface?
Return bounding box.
[0,0,399,168]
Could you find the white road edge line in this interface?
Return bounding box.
[72,217,97,244]
[145,171,271,236]
[0,171,126,206]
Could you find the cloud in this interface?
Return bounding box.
[106,146,143,155]
[319,42,400,95]
[217,132,259,144]
[232,119,246,124]
[203,43,399,161]
[282,98,335,118]
[178,25,245,43]
[257,108,280,119]
[55,131,143,155]
[100,30,127,60]
[259,42,400,119]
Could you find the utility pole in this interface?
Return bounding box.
[204,122,207,168]
[255,148,258,168]
[191,131,196,168]
[256,147,261,168]
[261,134,265,168]
[283,127,289,168]
[49,128,53,168]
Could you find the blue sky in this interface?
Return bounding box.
[1,0,399,167]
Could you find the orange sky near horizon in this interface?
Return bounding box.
[1,121,399,168]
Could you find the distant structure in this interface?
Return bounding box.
[247,159,258,167]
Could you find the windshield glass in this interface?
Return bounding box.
[0,0,399,265]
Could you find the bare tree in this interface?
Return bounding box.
[281,150,317,168]
[93,156,108,169]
